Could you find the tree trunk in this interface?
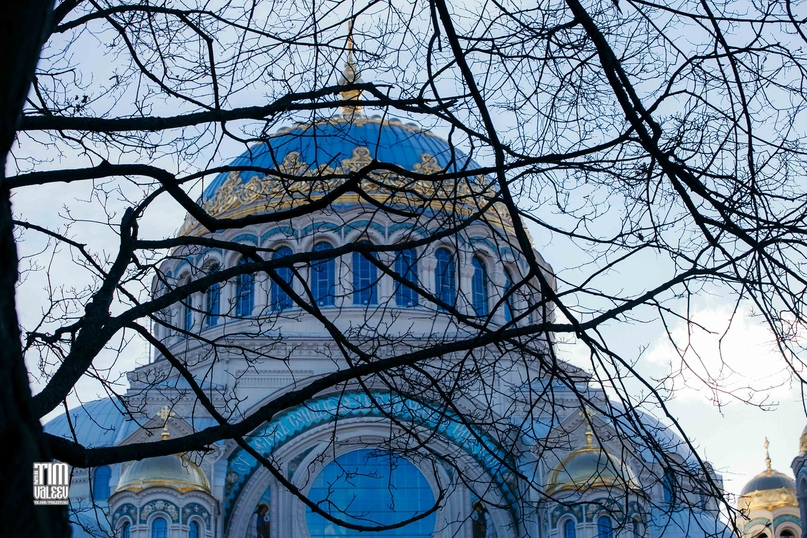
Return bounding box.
[0,1,69,536]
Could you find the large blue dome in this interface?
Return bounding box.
[202,115,481,202]
[176,113,505,236]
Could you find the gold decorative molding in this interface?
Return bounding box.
[738,487,798,512]
[179,146,515,237]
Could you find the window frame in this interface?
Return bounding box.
[434,247,456,308]
[272,246,295,312]
[150,516,168,538]
[204,263,221,328]
[394,247,419,307]
[471,255,489,316]
[235,257,254,317]
[597,515,614,538]
[188,519,201,538]
[91,465,111,502]
[311,242,336,307]
[352,242,378,306]
[562,517,577,538]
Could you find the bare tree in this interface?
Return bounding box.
[4,0,807,536]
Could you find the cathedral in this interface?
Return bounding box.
[44,53,806,538]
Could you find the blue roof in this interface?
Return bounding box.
[44,396,224,447]
[648,507,733,538]
[44,398,132,448]
[203,116,480,201]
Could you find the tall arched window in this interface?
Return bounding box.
[189,520,200,538]
[205,263,221,327]
[157,273,172,338]
[182,299,193,334]
[236,257,254,317]
[471,256,489,315]
[781,530,795,538]
[92,466,111,501]
[503,269,514,322]
[434,248,456,308]
[563,518,576,538]
[632,517,643,538]
[353,242,377,305]
[311,242,335,307]
[662,468,675,505]
[272,246,294,312]
[306,449,435,538]
[394,248,419,307]
[120,521,131,538]
[597,516,613,538]
[151,517,167,538]
[181,277,193,335]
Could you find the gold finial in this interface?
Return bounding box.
[580,406,595,447]
[338,19,363,116]
[157,405,175,440]
[765,437,772,472]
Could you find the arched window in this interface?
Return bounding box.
[236,257,254,317]
[597,516,613,538]
[205,263,221,327]
[189,520,200,538]
[632,517,644,538]
[434,248,456,308]
[353,242,377,305]
[394,248,419,307]
[306,449,435,537]
[157,273,172,338]
[503,269,514,322]
[272,246,294,312]
[182,297,193,334]
[471,256,489,315]
[120,521,131,538]
[92,466,110,501]
[311,242,335,307]
[662,468,676,505]
[151,517,167,538]
[781,530,795,538]
[563,518,576,538]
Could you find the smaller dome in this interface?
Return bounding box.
[738,470,797,512]
[547,432,640,494]
[116,453,210,494]
[740,470,796,496]
[738,440,797,512]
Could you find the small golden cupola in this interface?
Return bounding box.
[546,425,641,495]
[115,414,210,494]
[738,438,797,513]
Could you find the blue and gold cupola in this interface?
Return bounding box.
[115,421,210,495]
[546,428,641,495]
[738,438,797,513]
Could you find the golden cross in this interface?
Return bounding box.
[156,405,175,440]
[579,406,596,446]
